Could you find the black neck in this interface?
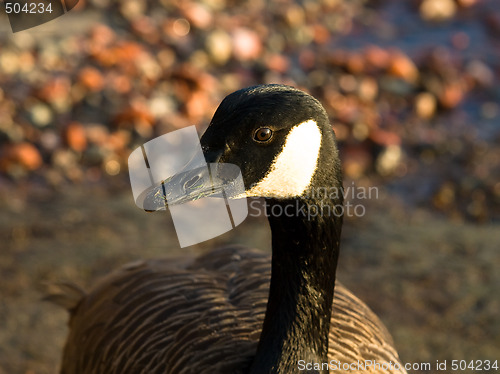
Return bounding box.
[249,193,343,374]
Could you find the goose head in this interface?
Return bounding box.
[155,84,343,212]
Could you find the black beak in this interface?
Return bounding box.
[137,159,244,212]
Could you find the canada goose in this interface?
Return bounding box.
[55,84,407,374]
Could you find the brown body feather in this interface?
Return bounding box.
[60,246,405,374]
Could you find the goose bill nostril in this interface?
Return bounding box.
[183,175,202,191]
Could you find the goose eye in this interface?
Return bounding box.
[254,128,273,142]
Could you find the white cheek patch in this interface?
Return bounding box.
[246,119,322,198]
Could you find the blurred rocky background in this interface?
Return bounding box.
[0,0,498,373]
